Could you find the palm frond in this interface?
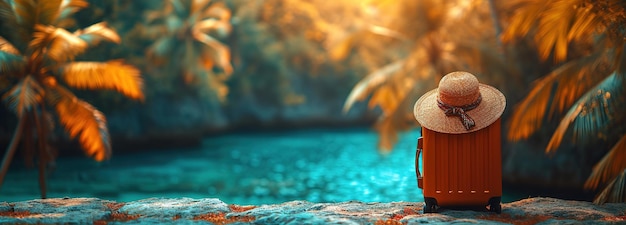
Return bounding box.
[533,0,583,61]
[9,0,71,26]
[502,0,604,62]
[0,1,27,40]
[549,53,611,117]
[366,25,409,42]
[327,25,408,62]
[1,75,43,117]
[30,24,87,62]
[566,2,601,42]
[0,36,20,54]
[585,134,626,190]
[508,51,610,141]
[593,168,626,204]
[546,70,625,152]
[6,0,36,28]
[62,60,144,100]
[0,50,25,74]
[342,60,405,113]
[373,76,418,152]
[0,0,14,21]
[193,31,233,75]
[501,0,553,46]
[7,0,87,26]
[203,1,230,22]
[74,22,120,46]
[191,0,212,15]
[194,18,231,37]
[56,0,88,22]
[37,0,64,25]
[54,90,111,161]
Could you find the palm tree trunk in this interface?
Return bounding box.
[34,111,48,199]
[0,115,26,189]
[37,147,47,199]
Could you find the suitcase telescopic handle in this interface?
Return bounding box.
[416,137,423,189]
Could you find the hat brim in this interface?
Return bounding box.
[414,84,506,134]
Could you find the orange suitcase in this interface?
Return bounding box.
[416,118,502,213]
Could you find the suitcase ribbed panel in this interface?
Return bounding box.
[422,119,502,206]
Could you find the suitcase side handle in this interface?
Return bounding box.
[416,137,423,189]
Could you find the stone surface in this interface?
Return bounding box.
[0,197,624,224]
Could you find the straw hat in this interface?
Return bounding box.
[413,71,506,134]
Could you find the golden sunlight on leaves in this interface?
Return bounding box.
[502,0,604,62]
[593,168,626,204]
[341,0,503,151]
[343,60,404,113]
[545,70,623,152]
[0,36,20,55]
[62,61,144,101]
[0,0,144,199]
[328,35,356,61]
[327,25,408,62]
[190,0,211,14]
[7,0,43,29]
[354,65,417,151]
[31,25,88,62]
[55,94,111,161]
[193,31,233,75]
[34,0,89,26]
[585,135,626,190]
[194,3,232,38]
[369,85,398,116]
[544,104,582,153]
[2,76,43,117]
[374,103,416,153]
[507,53,609,141]
[0,0,88,36]
[74,22,121,45]
[57,0,89,19]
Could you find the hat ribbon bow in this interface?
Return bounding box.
[437,95,482,130]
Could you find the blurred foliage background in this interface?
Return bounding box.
[1,0,625,203]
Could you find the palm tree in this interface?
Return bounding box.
[342,0,513,152]
[143,0,232,102]
[0,0,143,198]
[504,0,626,203]
[229,0,358,107]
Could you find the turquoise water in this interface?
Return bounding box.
[1,128,521,204]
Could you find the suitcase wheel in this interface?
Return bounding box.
[488,197,502,214]
[423,197,438,213]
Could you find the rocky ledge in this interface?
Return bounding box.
[0,197,625,224]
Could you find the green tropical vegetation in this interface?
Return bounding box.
[142,0,232,102]
[342,0,517,153]
[0,0,143,198]
[0,0,623,204]
[504,0,626,204]
[342,0,626,203]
